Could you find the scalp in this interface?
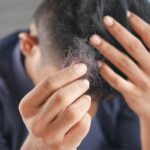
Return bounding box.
[34,0,150,94]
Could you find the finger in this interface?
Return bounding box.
[64,113,91,148]
[102,16,150,71]
[98,61,135,94]
[128,11,150,49]
[36,79,90,130]
[46,95,91,138]
[99,62,145,115]
[20,63,87,112]
[90,34,145,85]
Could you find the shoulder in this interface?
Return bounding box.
[97,94,138,126]
[0,75,9,99]
[98,94,126,115]
[0,31,21,79]
[0,31,21,50]
[97,94,140,148]
[0,31,23,57]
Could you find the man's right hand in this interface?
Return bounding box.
[19,63,91,150]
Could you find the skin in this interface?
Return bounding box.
[90,11,150,150]
[19,23,96,149]
[20,64,92,150]
[19,10,150,149]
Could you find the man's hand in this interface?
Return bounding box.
[90,11,150,150]
[90,11,150,119]
[19,63,91,150]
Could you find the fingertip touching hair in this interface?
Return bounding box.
[33,0,150,96]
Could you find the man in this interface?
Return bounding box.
[1,0,150,149]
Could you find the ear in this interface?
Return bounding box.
[19,32,38,57]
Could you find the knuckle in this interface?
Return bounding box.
[55,91,64,101]
[19,98,38,119]
[66,107,79,121]
[54,91,67,107]
[128,38,142,51]
[18,100,28,117]
[118,56,130,68]
[44,76,56,91]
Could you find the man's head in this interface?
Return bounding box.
[19,0,150,98]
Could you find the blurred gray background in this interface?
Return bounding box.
[0,0,149,38]
[0,0,42,38]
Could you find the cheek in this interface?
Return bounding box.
[35,65,60,84]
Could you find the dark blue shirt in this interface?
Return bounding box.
[0,32,141,150]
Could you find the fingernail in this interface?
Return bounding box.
[127,11,132,18]
[74,63,87,74]
[83,79,90,89]
[90,35,102,45]
[98,61,103,68]
[103,16,114,26]
[85,95,92,102]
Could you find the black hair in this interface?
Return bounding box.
[33,0,150,96]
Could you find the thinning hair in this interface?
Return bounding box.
[33,0,150,96]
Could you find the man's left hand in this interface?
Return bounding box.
[90,11,150,120]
